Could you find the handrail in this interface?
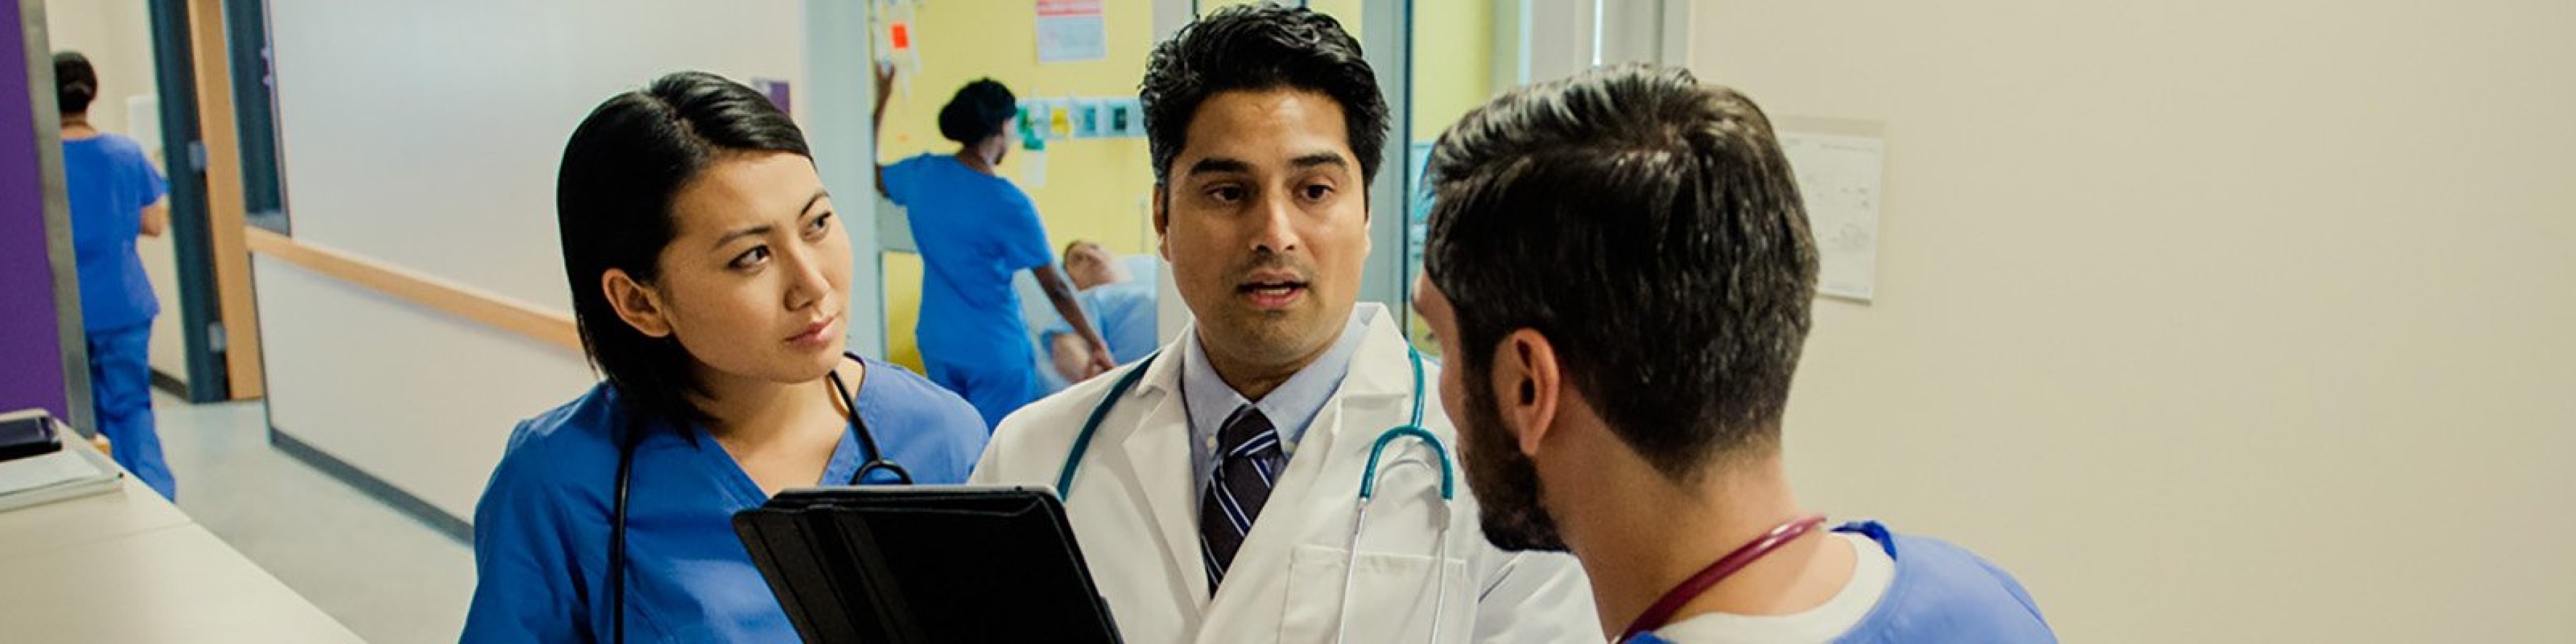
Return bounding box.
[243,228,583,353]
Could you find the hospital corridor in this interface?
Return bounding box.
[1,0,2571,643]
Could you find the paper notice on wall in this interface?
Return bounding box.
[1036,0,1107,63]
[1020,149,1048,189]
[1779,131,1885,302]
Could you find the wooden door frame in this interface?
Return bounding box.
[181,0,258,399]
[145,0,261,400]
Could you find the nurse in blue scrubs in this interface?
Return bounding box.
[54,52,177,500]
[462,72,989,643]
[869,68,1115,427]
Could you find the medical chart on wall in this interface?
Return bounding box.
[1779,131,1885,301]
[1036,0,1107,63]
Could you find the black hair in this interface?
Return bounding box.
[556,71,812,427]
[1424,64,1819,480]
[1140,3,1388,189]
[54,51,97,115]
[937,78,1018,144]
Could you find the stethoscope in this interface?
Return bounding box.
[1053,347,1457,644]
[607,353,913,644]
[1614,514,1831,644]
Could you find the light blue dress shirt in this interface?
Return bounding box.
[1177,311,1371,499]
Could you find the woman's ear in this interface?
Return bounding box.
[602,269,674,339]
[983,131,1014,163]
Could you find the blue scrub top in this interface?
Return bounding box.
[462,357,988,643]
[1626,521,2055,644]
[883,154,1055,372]
[61,133,167,332]
[1039,280,1158,364]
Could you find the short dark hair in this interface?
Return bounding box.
[1424,64,1819,480]
[53,51,97,115]
[1139,3,1388,189]
[556,71,812,427]
[937,78,1018,144]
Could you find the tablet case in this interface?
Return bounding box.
[734,486,1124,643]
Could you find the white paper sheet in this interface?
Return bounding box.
[0,448,105,496]
[1779,131,1886,301]
[1036,0,1108,63]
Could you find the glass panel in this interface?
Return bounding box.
[1402,0,1523,359]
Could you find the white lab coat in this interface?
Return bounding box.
[973,305,1603,644]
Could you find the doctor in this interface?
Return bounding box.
[971,5,1598,643]
[1413,65,2055,643]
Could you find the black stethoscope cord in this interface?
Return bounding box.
[608,356,908,643]
[827,369,914,486]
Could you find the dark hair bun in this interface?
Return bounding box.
[937,78,1018,144]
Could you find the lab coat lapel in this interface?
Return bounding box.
[1116,342,1213,604]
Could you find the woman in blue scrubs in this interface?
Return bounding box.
[54,52,176,500]
[871,68,1114,427]
[462,72,989,643]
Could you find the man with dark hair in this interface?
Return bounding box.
[1414,64,2055,643]
[973,5,1599,643]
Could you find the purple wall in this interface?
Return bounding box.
[1,0,74,421]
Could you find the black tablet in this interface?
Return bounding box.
[734,486,1122,644]
[0,409,64,462]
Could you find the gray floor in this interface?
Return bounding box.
[153,390,472,644]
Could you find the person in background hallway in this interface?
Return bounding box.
[969,6,1600,642]
[1413,64,2055,643]
[873,69,1114,428]
[1042,239,1157,384]
[54,51,176,500]
[464,72,987,642]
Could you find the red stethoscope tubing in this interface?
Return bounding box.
[1615,513,1831,643]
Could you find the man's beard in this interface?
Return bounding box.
[1458,370,1569,552]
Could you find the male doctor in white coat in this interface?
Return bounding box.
[970,5,1599,643]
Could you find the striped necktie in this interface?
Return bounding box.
[1198,405,1283,592]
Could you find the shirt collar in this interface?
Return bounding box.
[1179,309,1373,453]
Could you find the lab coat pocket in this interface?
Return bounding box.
[1279,544,1472,644]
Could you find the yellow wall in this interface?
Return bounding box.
[1200,0,1364,32]
[1403,1,1497,355]
[1409,1,1493,142]
[879,0,1162,370]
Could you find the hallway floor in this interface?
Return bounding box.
[154,391,472,644]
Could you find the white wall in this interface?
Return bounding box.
[254,258,595,515]
[39,0,152,136]
[1697,1,2576,641]
[268,0,808,307]
[261,0,807,517]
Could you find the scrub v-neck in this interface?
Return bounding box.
[692,364,870,506]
